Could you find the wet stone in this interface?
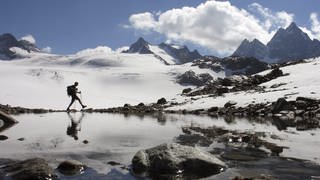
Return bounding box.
[17,137,25,141]
[57,160,86,176]
[1,158,56,180]
[107,161,122,166]
[132,143,226,179]
[0,135,8,141]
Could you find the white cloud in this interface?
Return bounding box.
[21,34,36,44]
[126,1,320,56]
[76,46,114,56]
[126,1,297,55]
[41,46,52,53]
[129,12,157,31]
[310,13,320,39]
[248,3,294,30]
[127,1,275,55]
[116,46,129,53]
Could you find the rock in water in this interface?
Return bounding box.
[57,160,86,176]
[132,143,226,178]
[1,158,56,180]
[0,110,18,123]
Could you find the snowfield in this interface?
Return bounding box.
[0,48,222,110]
[168,58,320,110]
[0,47,319,111]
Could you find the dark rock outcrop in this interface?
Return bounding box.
[192,56,269,76]
[159,43,202,64]
[177,70,213,86]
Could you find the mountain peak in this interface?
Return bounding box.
[123,37,152,54]
[232,22,320,63]
[136,37,148,44]
[232,38,268,60]
[285,22,301,34]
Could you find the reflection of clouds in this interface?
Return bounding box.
[118,137,140,147]
[25,137,65,151]
[50,138,65,148]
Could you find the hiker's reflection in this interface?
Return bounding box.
[67,112,84,140]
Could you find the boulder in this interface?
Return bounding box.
[224,101,237,108]
[216,86,229,95]
[208,107,219,112]
[156,98,167,105]
[57,160,86,176]
[182,88,192,94]
[0,110,18,123]
[265,68,283,80]
[296,97,319,107]
[1,158,56,180]
[132,143,226,178]
[272,98,292,113]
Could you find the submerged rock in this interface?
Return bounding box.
[1,158,56,180]
[0,135,8,141]
[132,143,226,178]
[57,160,86,176]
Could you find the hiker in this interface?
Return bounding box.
[66,82,87,111]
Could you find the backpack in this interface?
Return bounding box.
[67,85,73,96]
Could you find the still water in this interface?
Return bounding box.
[0,112,319,179]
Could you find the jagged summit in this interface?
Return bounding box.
[232,38,268,60]
[123,37,202,64]
[0,33,39,60]
[232,22,320,63]
[123,37,153,54]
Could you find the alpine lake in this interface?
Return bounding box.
[0,112,320,180]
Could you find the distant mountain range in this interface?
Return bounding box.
[233,22,320,63]
[2,22,320,65]
[123,37,202,64]
[0,33,39,60]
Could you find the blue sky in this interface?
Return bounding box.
[1,0,319,56]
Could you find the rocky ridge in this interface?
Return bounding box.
[233,22,320,63]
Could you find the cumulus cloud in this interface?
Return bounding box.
[248,3,294,30]
[41,47,52,53]
[21,34,36,44]
[126,1,302,55]
[310,13,320,39]
[116,46,129,53]
[128,1,277,55]
[76,46,114,56]
[129,12,157,31]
